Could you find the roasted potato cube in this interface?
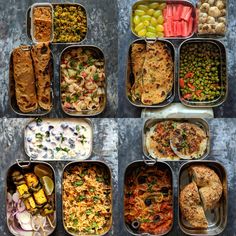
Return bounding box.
[33,189,47,205]
[17,184,29,196]
[25,173,39,188]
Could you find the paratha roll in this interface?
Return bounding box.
[13,47,38,113]
[31,42,51,110]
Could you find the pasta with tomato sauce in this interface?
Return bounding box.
[124,165,173,235]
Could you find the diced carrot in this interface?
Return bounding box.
[179,78,185,88]
[196,90,202,97]
[187,83,195,91]
[183,93,192,100]
[181,8,192,22]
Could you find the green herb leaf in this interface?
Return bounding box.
[86,209,92,215]
[93,73,99,81]
[35,133,43,140]
[76,125,80,132]
[66,96,71,103]
[73,180,84,186]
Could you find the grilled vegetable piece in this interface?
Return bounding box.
[33,189,47,205]
[25,173,39,188]
[17,184,30,197]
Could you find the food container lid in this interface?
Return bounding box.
[30,3,54,43]
[24,118,93,161]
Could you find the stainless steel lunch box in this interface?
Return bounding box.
[9,45,55,116]
[142,118,211,161]
[126,38,176,108]
[24,118,94,161]
[59,45,107,117]
[26,3,88,44]
[61,160,113,236]
[178,160,228,235]
[130,0,197,40]
[123,160,174,236]
[178,38,228,108]
[5,160,57,236]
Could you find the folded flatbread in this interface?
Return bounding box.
[13,47,38,113]
[31,42,51,110]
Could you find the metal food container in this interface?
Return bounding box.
[24,118,93,161]
[27,3,88,44]
[130,0,196,40]
[62,161,113,236]
[30,3,54,43]
[178,160,228,235]
[9,45,54,116]
[178,38,227,107]
[123,160,174,235]
[142,118,210,161]
[59,45,107,116]
[196,0,228,38]
[6,160,57,236]
[126,38,176,108]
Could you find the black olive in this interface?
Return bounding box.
[161,187,169,194]
[144,198,152,206]
[130,72,135,85]
[131,220,140,229]
[154,215,160,222]
[138,176,146,184]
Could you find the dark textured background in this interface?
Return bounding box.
[118,118,236,235]
[0,0,118,118]
[0,118,118,235]
[118,0,236,118]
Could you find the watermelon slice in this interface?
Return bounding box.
[187,17,193,36]
[181,8,192,22]
[180,6,191,20]
[172,4,179,21]
[166,4,173,17]
[176,22,182,36]
[181,20,188,36]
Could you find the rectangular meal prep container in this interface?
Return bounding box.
[6,160,57,236]
[62,160,113,236]
[59,45,107,116]
[9,45,54,116]
[178,160,228,235]
[178,38,228,107]
[142,118,210,161]
[30,3,54,43]
[26,3,88,44]
[126,38,176,108]
[24,118,93,161]
[123,160,174,236]
[130,0,197,40]
[196,0,228,38]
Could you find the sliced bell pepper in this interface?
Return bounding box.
[183,93,192,100]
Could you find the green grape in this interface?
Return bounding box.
[149,3,160,9]
[153,10,162,18]
[156,24,164,32]
[157,15,164,24]
[134,9,145,16]
[137,4,149,12]
[146,32,157,38]
[141,15,151,21]
[156,32,164,37]
[138,28,147,37]
[133,15,140,25]
[146,9,155,16]
[135,22,145,32]
[147,25,156,33]
[150,17,158,26]
[158,3,166,10]
[143,20,150,27]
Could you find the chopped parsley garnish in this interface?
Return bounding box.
[77,195,86,201]
[60,133,65,143]
[142,219,151,223]
[35,133,43,140]
[66,96,71,103]
[73,180,84,186]
[93,73,99,81]
[73,219,78,226]
[35,117,42,125]
[77,64,84,73]
[96,177,104,183]
[172,122,177,129]
[86,209,92,215]
[76,125,80,132]
[37,144,43,148]
[55,147,70,153]
[93,195,100,202]
[88,57,94,66]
